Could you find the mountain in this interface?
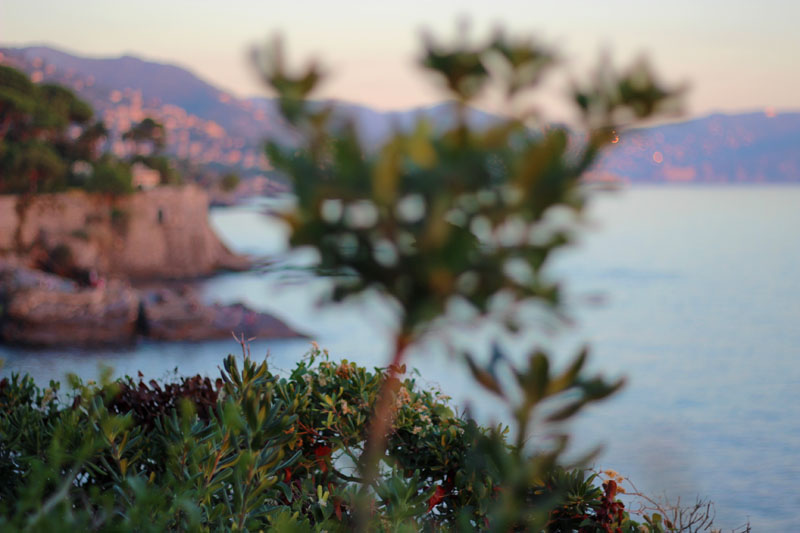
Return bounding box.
[247,97,504,150]
[1,45,798,184]
[590,112,800,183]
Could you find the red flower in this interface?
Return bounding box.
[314,445,332,457]
[427,485,447,512]
[334,499,343,521]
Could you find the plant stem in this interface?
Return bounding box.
[355,332,410,530]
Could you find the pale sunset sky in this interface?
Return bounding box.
[2,0,798,118]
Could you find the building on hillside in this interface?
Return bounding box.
[131,162,160,190]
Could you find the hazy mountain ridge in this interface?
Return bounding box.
[591,112,800,183]
[247,97,504,150]
[2,45,798,184]
[2,45,286,136]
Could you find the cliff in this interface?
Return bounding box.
[0,185,249,279]
[0,186,308,347]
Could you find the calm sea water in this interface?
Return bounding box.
[2,186,798,531]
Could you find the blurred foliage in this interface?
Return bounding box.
[122,117,167,155]
[0,348,671,532]
[0,140,68,194]
[132,154,182,186]
[0,65,99,194]
[220,172,241,193]
[258,26,681,530]
[84,154,134,195]
[261,30,679,336]
[0,66,179,195]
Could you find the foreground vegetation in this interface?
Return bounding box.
[1,347,683,532]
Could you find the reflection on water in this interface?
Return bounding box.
[3,186,800,530]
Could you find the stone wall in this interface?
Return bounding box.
[0,185,248,279]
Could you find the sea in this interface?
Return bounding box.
[2,185,798,531]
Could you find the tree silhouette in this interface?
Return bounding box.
[122,117,166,155]
[0,67,99,194]
[0,66,134,195]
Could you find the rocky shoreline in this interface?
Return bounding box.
[0,259,301,347]
[0,186,302,348]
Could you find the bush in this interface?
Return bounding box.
[86,156,133,195]
[133,155,182,186]
[109,206,130,230]
[0,141,68,194]
[0,348,663,532]
[220,172,241,193]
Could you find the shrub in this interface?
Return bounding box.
[110,206,130,229]
[133,155,182,186]
[0,348,661,532]
[86,156,133,195]
[220,172,241,193]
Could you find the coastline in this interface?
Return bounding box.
[0,186,302,348]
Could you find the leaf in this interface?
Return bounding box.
[464,354,504,398]
[545,346,588,396]
[545,401,584,423]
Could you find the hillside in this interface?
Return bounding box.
[590,112,800,183]
[247,98,504,151]
[1,45,798,184]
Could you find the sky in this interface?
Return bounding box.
[2,0,799,118]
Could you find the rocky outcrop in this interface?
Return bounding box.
[140,286,299,342]
[2,280,139,346]
[0,261,301,347]
[0,260,139,345]
[0,185,249,280]
[0,187,303,347]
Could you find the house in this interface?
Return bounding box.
[131,162,160,190]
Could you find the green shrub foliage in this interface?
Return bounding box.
[0,66,176,195]
[85,155,134,194]
[0,349,665,532]
[0,65,105,194]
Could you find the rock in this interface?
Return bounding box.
[209,302,300,340]
[109,186,250,278]
[0,261,299,347]
[140,286,301,342]
[0,257,77,295]
[1,278,139,346]
[0,185,251,280]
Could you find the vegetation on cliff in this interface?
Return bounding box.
[0,64,173,195]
